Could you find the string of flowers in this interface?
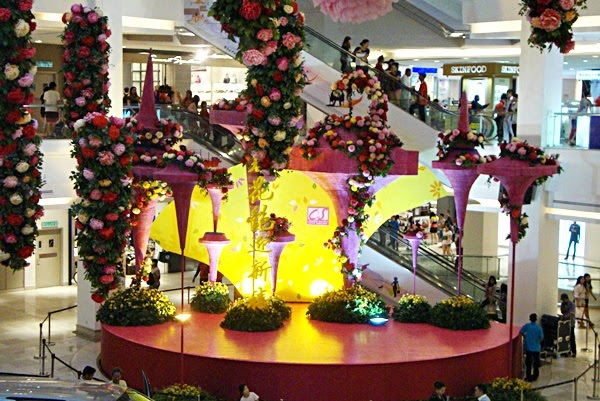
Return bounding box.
[301,73,403,280]
[0,0,44,270]
[71,114,134,303]
[494,138,561,242]
[519,0,587,54]
[61,4,111,125]
[209,0,306,175]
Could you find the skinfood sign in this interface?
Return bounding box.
[443,63,519,76]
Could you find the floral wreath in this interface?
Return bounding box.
[71,114,134,303]
[519,0,587,54]
[209,0,306,175]
[212,97,249,112]
[260,213,292,241]
[61,4,111,124]
[0,0,44,270]
[301,73,403,280]
[494,138,562,242]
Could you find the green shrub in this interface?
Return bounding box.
[97,288,176,326]
[306,285,389,324]
[392,294,431,323]
[190,282,230,313]
[430,295,490,330]
[153,384,218,401]
[221,293,292,332]
[487,377,548,401]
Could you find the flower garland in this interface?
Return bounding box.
[260,213,291,241]
[519,0,587,54]
[212,97,249,112]
[61,4,111,125]
[301,73,402,280]
[495,138,561,242]
[71,114,134,302]
[209,0,306,175]
[0,0,44,270]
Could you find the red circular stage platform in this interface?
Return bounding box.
[100,303,520,401]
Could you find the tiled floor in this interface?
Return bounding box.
[1,272,599,401]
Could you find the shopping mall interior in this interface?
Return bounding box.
[2,0,600,400]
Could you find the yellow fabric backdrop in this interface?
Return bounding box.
[150,164,445,301]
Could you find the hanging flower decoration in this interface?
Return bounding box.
[71,114,134,302]
[61,4,111,125]
[312,0,399,24]
[492,138,562,243]
[404,223,427,239]
[130,179,171,226]
[519,0,587,54]
[209,0,306,175]
[260,213,292,241]
[129,118,184,167]
[436,129,485,156]
[301,73,403,280]
[0,0,44,270]
[212,97,249,112]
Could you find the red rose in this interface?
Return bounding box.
[102,192,118,204]
[240,0,262,20]
[0,8,11,22]
[108,125,120,140]
[537,0,551,5]
[28,21,36,32]
[19,47,35,59]
[7,214,24,226]
[510,209,521,219]
[75,221,84,230]
[7,110,21,123]
[77,46,90,58]
[92,115,108,129]
[81,147,97,158]
[23,125,36,139]
[30,194,40,204]
[86,103,98,112]
[91,292,105,303]
[99,226,115,240]
[24,93,34,105]
[97,257,108,265]
[119,155,130,166]
[251,110,265,121]
[6,87,24,103]
[18,246,34,259]
[81,36,95,47]
[292,1,299,13]
[273,71,284,82]
[18,0,33,11]
[70,112,80,120]
[100,41,108,52]
[31,169,40,178]
[256,84,265,96]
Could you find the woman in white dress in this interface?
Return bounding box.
[574,276,586,327]
[441,226,453,256]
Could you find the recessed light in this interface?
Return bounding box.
[34,40,42,43]
[594,55,599,58]
[570,68,574,70]
[434,60,440,63]
[583,60,588,62]
[413,58,420,61]
[564,62,568,64]
[463,57,469,60]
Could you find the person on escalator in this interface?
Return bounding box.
[352,39,370,74]
[199,101,210,119]
[399,68,412,111]
[340,36,352,74]
[408,73,428,122]
[470,95,489,114]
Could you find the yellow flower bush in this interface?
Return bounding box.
[221,292,292,332]
[96,288,176,326]
[153,384,218,401]
[307,285,388,324]
[393,294,431,323]
[487,377,547,401]
[190,282,230,314]
[431,295,490,331]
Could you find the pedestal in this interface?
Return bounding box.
[266,233,295,293]
[199,232,231,283]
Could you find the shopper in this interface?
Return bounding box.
[482,276,497,307]
[584,273,596,328]
[470,95,489,113]
[239,384,259,401]
[569,92,592,146]
[375,55,385,72]
[474,384,490,401]
[181,89,193,108]
[503,89,515,142]
[386,63,401,107]
[494,94,507,142]
[188,95,200,113]
[109,367,127,388]
[574,276,586,327]
[560,293,577,357]
[399,68,412,111]
[43,82,61,138]
[199,101,210,119]
[429,381,447,401]
[409,73,428,122]
[391,277,400,297]
[353,39,370,74]
[128,86,140,106]
[564,221,580,260]
[147,259,161,290]
[81,366,96,380]
[340,36,352,73]
[520,313,544,382]
[389,215,400,251]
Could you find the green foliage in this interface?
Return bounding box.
[487,377,548,401]
[153,384,218,401]
[97,288,176,326]
[431,295,490,330]
[306,285,388,324]
[392,294,432,323]
[221,293,292,332]
[190,282,230,313]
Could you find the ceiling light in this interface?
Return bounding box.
[434,60,440,63]
[463,57,470,60]
[564,62,568,64]
[122,45,127,48]
[570,68,574,70]
[583,60,588,62]
[594,55,599,58]
[34,40,42,43]
[413,58,420,61]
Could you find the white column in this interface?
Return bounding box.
[76,267,101,334]
[511,20,563,325]
[95,0,123,118]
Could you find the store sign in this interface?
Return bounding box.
[501,66,519,74]
[42,221,59,229]
[412,67,438,75]
[450,65,487,74]
[576,70,600,80]
[307,207,329,226]
[36,61,53,68]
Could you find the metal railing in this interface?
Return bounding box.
[35,305,77,364]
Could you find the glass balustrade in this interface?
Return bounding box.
[547,111,600,150]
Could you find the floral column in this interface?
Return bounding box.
[0,1,44,270]
[261,215,295,294]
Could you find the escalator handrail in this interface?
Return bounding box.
[303,26,496,138]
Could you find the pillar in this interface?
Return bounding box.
[94,0,123,118]
[511,20,563,325]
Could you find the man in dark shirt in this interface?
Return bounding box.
[564,221,581,260]
[429,381,447,401]
[560,293,577,357]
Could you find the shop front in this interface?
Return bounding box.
[442,63,519,107]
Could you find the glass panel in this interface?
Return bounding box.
[547,112,600,149]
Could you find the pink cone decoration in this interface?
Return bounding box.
[206,186,227,232]
[458,91,470,134]
[135,51,160,130]
[404,236,422,295]
[199,232,231,283]
[266,232,295,293]
[313,0,398,23]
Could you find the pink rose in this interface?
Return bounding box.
[5,234,17,244]
[71,4,82,13]
[98,151,114,166]
[83,168,95,180]
[89,218,104,230]
[75,97,86,107]
[97,33,107,42]
[4,176,18,188]
[90,189,102,200]
[559,0,574,10]
[242,49,266,66]
[256,28,273,42]
[99,274,114,284]
[18,73,34,87]
[112,143,125,156]
[87,12,98,23]
[563,38,575,54]
[539,8,562,32]
[279,17,288,26]
[276,57,289,71]
[261,41,278,56]
[22,143,36,156]
[102,266,116,274]
[282,32,300,49]
[269,88,282,101]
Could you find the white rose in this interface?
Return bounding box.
[270,17,280,27]
[274,130,286,141]
[4,64,19,81]
[21,225,34,235]
[83,6,92,12]
[15,161,29,173]
[156,132,164,138]
[478,136,484,143]
[29,65,37,76]
[17,112,31,125]
[74,119,86,132]
[10,193,23,205]
[14,19,30,38]
[78,212,89,224]
[294,56,302,67]
[0,251,9,262]
[467,132,475,140]
[283,102,291,109]
[145,132,153,139]
[283,5,293,13]
[521,217,529,225]
[25,208,35,217]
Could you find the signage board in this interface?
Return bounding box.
[36,61,53,68]
[412,67,438,75]
[576,70,600,80]
[443,63,519,76]
[41,221,59,229]
[307,207,329,226]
